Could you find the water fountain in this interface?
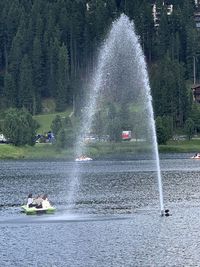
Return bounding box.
[68,14,164,215]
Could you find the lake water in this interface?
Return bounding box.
[1,153,200,266]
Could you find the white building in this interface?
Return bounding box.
[152,1,173,28]
[195,0,200,6]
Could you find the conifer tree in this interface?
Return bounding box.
[3,72,17,108]
[32,36,43,111]
[18,55,34,113]
[55,43,70,111]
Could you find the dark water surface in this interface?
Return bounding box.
[1,153,200,266]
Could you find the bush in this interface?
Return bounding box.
[184,118,195,140]
[2,108,39,146]
[56,127,76,149]
[156,116,168,145]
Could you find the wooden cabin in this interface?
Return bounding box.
[191,84,200,103]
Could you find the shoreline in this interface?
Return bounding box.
[0,141,197,160]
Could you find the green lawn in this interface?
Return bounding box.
[33,110,72,134]
[0,143,74,160]
[159,139,200,153]
[84,139,200,157]
[0,144,24,159]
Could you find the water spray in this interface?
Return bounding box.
[68,14,168,216]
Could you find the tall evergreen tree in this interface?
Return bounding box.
[3,72,17,108]
[32,36,43,111]
[8,27,24,95]
[156,8,171,58]
[151,56,188,128]
[18,55,34,113]
[55,43,70,111]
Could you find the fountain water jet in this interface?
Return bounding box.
[68,14,164,215]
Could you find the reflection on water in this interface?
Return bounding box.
[1,154,200,266]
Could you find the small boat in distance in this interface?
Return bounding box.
[75,155,93,162]
[21,205,56,215]
[191,153,200,159]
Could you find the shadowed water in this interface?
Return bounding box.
[1,156,200,266]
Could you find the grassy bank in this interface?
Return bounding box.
[1,139,199,160]
[0,144,74,160]
[159,139,200,153]
[87,141,152,158]
[33,110,71,134]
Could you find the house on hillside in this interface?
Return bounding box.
[152,1,173,28]
[194,0,200,29]
[194,9,200,29]
[152,1,200,30]
[191,84,200,103]
[195,0,200,6]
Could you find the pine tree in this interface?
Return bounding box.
[32,36,43,111]
[3,72,17,107]
[156,8,171,58]
[151,56,188,128]
[51,115,63,138]
[55,43,70,111]
[18,55,34,113]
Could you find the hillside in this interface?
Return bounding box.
[0,1,200,136]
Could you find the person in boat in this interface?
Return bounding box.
[193,153,200,158]
[34,195,43,209]
[27,193,37,208]
[42,194,51,209]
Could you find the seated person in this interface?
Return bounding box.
[27,193,37,208]
[34,195,43,209]
[42,194,51,209]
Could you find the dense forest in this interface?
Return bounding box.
[1,0,200,136]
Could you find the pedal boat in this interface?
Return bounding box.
[21,205,56,215]
[75,156,93,162]
[191,155,200,159]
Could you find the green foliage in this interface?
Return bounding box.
[2,108,39,146]
[3,72,16,107]
[151,56,188,128]
[63,116,72,128]
[118,104,132,130]
[51,115,63,138]
[106,103,121,141]
[184,117,195,140]
[0,0,199,134]
[92,110,105,138]
[56,127,75,149]
[18,55,34,113]
[55,44,70,111]
[32,36,43,112]
[34,110,71,134]
[156,116,168,145]
[190,103,200,132]
[162,115,173,140]
[51,113,75,149]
